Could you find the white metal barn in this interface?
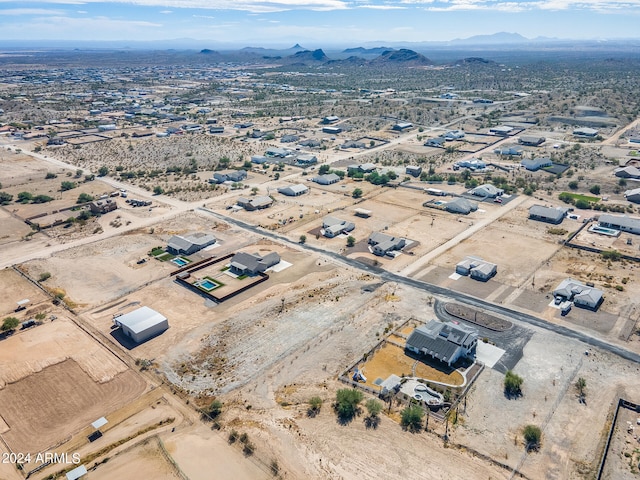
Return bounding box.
[115,306,168,343]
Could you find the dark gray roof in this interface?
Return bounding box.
[405,321,477,365]
[599,214,640,230]
[529,205,567,221]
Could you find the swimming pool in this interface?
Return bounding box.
[172,257,189,267]
[588,225,621,237]
[197,279,218,291]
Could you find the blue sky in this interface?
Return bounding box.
[0,0,637,46]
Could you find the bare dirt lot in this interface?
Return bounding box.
[0,315,128,386]
[432,199,563,288]
[454,329,640,480]
[18,211,243,310]
[0,359,146,453]
[89,436,182,480]
[0,267,49,316]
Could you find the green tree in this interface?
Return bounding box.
[318,164,331,175]
[589,184,601,195]
[575,199,591,210]
[38,272,51,282]
[45,172,57,179]
[60,181,76,191]
[400,404,424,432]
[17,192,33,203]
[365,398,383,429]
[153,185,164,195]
[346,236,356,247]
[77,210,92,221]
[602,250,621,261]
[1,317,19,332]
[98,166,109,177]
[77,193,94,204]
[206,400,223,418]
[618,178,627,187]
[32,195,53,204]
[299,235,307,244]
[504,370,523,398]
[575,377,586,397]
[568,181,579,190]
[335,388,364,422]
[0,191,13,205]
[523,425,542,451]
[352,188,363,199]
[365,399,382,417]
[75,169,83,178]
[308,396,323,417]
[251,186,259,196]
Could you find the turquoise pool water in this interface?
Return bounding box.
[172,257,188,267]
[588,225,620,237]
[199,279,217,291]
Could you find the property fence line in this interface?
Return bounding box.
[596,398,640,480]
[509,357,583,480]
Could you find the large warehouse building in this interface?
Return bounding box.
[114,306,169,343]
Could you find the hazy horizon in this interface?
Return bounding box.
[1,0,639,47]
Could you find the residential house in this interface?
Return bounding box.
[573,127,599,138]
[313,173,340,185]
[322,115,340,124]
[518,136,546,146]
[405,320,478,367]
[392,122,413,131]
[614,166,640,179]
[341,140,366,149]
[489,125,514,136]
[406,165,422,177]
[445,198,478,215]
[553,278,604,311]
[89,199,117,214]
[521,157,552,171]
[494,146,523,156]
[368,232,406,257]
[424,137,445,147]
[229,251,280,275]
[348,163,377,174]
[598,214,640,235]
[529,205,568,224]
[322,216,355,238]
[210,169,247,184]
[278,184,309,196]
[625,188,640,204]
[280,134,299,143]
[471,184,503,198]
[237,196,273,211]
[167,232,216,255]
[444,130,465,140]
[322,126,342,135]
[455,256,497,281]
[295,153,318,166]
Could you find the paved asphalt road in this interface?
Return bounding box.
[199,207,640,366]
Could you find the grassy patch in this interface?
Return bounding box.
[547,227,568,236]
[204,276,225,287]
[561,192,600,203]
[220,266,229,271]
[156,252,175,261]
[237,274,249,280]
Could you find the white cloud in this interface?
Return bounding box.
[0,8,65,15]
[358,4,407,8]
[0,0,350,12]
[159,9,172,13]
